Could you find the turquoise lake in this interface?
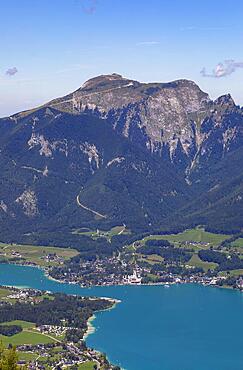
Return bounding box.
[0,263,243,370]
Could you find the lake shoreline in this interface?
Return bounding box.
[1,263,243,370]
[83,314,96,340]
[2,260,242,294]
[40,265,243,294]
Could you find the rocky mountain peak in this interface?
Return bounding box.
[12,74,242,178]
[214,94,235,107]
[80,73,139,92]
[0,74,243,236]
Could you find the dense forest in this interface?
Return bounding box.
[0,294,113,343]
[198,250,243,271]
[0,325,22,337]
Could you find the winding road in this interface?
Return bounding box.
[76,193,107,219]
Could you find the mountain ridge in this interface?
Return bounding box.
[0,74,242,246]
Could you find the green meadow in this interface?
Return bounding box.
[0,243,78,267]
[0,320,55,347]
[141,228,231,246]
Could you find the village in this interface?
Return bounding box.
[16,341,112,369]
[2,239,243,292]
[0,287,45,304]
[1,228,243,370]
[0,286,120,370]
[48,252,243,290]
[49,255,144,286]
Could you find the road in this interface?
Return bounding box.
[76,193,107,219]
[118,224,126,235]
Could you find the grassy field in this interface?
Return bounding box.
[73,225,130,241]
[0,243,79,267]
[219,269,243,277]
[138,254,164,265]
[141,228,230,247]
[18,352,38,361]
[0,320,55,347]
[188,254,218,271]
[78,362,96,370]
[1,320,36,329]
[0,287,12,299]
[137,251,218,271]
[131,228,232,272]
[0,331,55,347]
[231,238,243,248]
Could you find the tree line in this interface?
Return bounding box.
[0,294,113,343]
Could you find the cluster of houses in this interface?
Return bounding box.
[124,270,142,284]
[0,249,22,259]
[41,253,65,264]
[17,341,115,369]
[183,241,211,248]
[237,277,243,289]
[51,255,144,287]
[36,324,66,338]
[3,288,43,304]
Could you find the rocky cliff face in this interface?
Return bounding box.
[42,74,243,176]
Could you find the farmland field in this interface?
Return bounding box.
[188,254,218,271]
[231,238,243,248]
[73,225,130,240]
[0,320,55,347]
[0,243,79,267]
[78,362,96,370]
[141,228,231,246]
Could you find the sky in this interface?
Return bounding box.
[1,0,243,117]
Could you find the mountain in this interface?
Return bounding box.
[0,73,242,245]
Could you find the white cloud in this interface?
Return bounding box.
[5,67,18,76]
[201,60,243,78]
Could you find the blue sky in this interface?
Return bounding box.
[1,0,243,116]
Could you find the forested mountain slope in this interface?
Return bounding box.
[0,74,242,245]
